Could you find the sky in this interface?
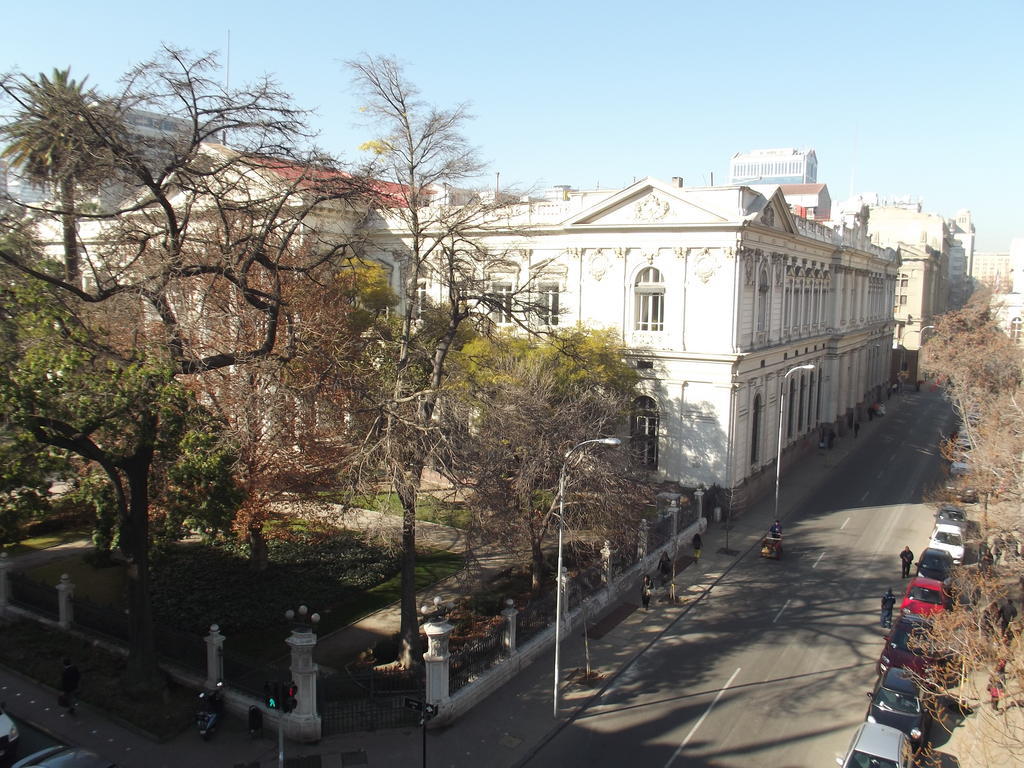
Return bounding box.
[4,0,1022,251]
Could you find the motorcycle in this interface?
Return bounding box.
[196,682,224,740]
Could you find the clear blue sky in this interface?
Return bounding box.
[5,0,1021,250]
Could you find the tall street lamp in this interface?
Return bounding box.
[774,364,815,522]
[899,324,935,381]
[553,436,621,718]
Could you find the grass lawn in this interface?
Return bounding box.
[350,492,472,529]
[2,527,92,556]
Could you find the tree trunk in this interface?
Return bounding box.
[121,452,162,692]
[59,176,78,284]
[531,538,546,593]
[396,477,421,668]
[248,521,269,571]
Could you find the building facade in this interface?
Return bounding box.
[729,148,818,185]
[368,177,897,502]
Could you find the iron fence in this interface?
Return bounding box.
[516,591,556,646]
[449,623,506,693]
[8,572,58,619]
[319,665,424,735]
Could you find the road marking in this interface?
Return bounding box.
[840,517,850,530]
[860,490,870,501]
[813,551,825,569]
[664,667,742,767]
[772,599,791,623]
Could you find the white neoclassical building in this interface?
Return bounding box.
[370,177,899,506]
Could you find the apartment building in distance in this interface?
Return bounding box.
[729,148,817,185]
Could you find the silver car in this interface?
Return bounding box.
[836,721,911,768]
[11,746,116,768]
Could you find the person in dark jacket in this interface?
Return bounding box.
[692,532,703,561]
[61,658,80,714]
[881,589,897,628]
[641,574,653,611]
[900,546,915,578]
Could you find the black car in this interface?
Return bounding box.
[935,504,967,525]
[866,667,932,750]
[916,548,954,581]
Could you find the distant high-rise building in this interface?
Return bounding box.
[971,251,1012,292]
[729,148,817,185]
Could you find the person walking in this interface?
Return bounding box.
[881,589,897,629]
[692,532,703,561]
[641,574,653,611]
[989,660,1007,710]
[1000,598,1018,639]
[658,551,672,586]
[899,546,914,578]
[60,657,80,715]
[854,421,861,437]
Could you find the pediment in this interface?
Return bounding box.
[565,179,730,227]
[755,188,799,234]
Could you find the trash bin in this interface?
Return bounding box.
[248,705,263,737]
[713,506,722,523]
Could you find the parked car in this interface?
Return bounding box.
[0,702,18,764]
[916,547,955,581]
[900,576,950,617]
[929,523,966,564]
[865,667,932,751]
[835,721,912,768]
[877,614,954,681]
[935,504,967,525]
[11,746,116,768]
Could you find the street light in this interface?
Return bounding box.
[553,436,621,718]
[898,325,935,383]
[774,364,815,522]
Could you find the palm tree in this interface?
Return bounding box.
[1,68,101,283]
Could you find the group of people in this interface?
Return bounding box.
[641,532,703,610]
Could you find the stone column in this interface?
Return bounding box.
[0,552,9,617]
[285,627,321,742]
[501,599,518,655]
[204,624,225,689]
[56,573,74,629]
[423,616,453,705]
[600,541,612,586]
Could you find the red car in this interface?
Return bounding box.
[900,577,950,617]
[877,615,953,680]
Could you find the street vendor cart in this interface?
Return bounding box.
[760,533,783,559]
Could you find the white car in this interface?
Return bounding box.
[929,523,965,564]
[0,702,19,763]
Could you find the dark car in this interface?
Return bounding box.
[916,547,955,581]
[877,615,952,680]
[866,667,932,750]
[935,504,967,525]
[11,746,116,768]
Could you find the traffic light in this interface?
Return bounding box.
[284,681,298,713]
[264,681,281,710]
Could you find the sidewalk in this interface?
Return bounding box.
[2,389,993,767]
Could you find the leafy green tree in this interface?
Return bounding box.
[0,48,364,689]
[447,329,646,589]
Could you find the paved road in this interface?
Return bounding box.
[525,393,956,767]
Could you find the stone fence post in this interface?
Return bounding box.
[56,573,74,629]
[601,541,612,586]
[204,624,225,689]
[501,599,518,655]
[285,625,321,742]
[0,552,9,617]
[424,616,453,706]
[637,519,649,562]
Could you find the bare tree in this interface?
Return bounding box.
[343,54,548,666]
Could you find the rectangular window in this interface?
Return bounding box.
[536,282,560,326]
[489,282,513,324]
[899,295,908,305]
[635,293,664,331]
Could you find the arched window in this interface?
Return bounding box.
[1012,317,1023,341]
[750,394,762,464]
[634,268,665,332]
[757,268,770,332]
[630,396,659,469]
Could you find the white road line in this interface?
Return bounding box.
[840,517,850,530]
[772,599,791,623]
[813,551,825,569]
[664,667,742,767]
[860,490,870,501]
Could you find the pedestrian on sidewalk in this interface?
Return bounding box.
[854,421,861,438]
[1000,599,1018,639]
[989,660,1007,710]
[881,589,896,629]
[900,546,914,578]
[658,551,671,586]
[641,574,653,611]
[60,657,80,715]
[692,532,703,561]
